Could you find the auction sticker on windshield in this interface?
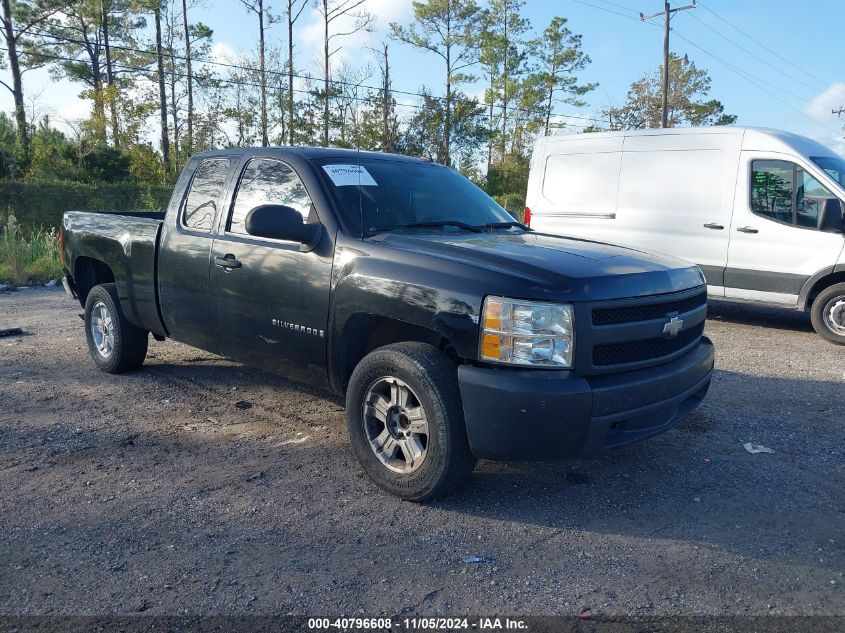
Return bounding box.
[322,164,378,187]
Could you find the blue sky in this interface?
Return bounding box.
[6,0,845,153]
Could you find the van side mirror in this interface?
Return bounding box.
[817,198,844,233]
[245,204,321,248]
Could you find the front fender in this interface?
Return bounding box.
[798,263,845,310]
[327,242,484,392]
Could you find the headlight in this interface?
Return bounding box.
[479,296,574,368]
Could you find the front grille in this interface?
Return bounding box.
[592,292,706,326]
[592,323,704,367]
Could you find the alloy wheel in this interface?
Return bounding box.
[362,376,429,474]
[90,300,115,359]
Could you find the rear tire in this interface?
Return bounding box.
[84,283,149,373]
[810,282,845,345]
[345,342,476,501]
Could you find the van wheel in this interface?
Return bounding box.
[84,283,149,373]
[345,342,476,501]
[810,282,845,345]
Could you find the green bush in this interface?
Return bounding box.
[493,193,527,221]
[0,182,172,231]
[0,215,62,286]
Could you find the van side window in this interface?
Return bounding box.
[182,158,231,232]
[751,160,793,224]
[228,158,315,236]
[750,160,838,230]
[797,167,836,228]
[812,155,845,187]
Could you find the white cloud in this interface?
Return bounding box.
[805,82,845,121]
[366,0,414,24]
[466,85,487,102]
[802,82,845,155]
[211,41,237,64]
[295,0,414,75]
[55,98,91,124]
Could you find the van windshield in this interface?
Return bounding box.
[314,158,517,236]
[811,156,845,188]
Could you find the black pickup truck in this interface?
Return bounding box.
[61,147,714,500]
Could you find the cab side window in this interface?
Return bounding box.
[228,158,315,236]
[182,158,231,231]
[750,160,838,230]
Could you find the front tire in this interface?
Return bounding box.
[84,283,149,373]
[346,343,476,501]
[810,282,845,345]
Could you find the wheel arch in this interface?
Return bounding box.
[801,266,845,311]
[332,314,459,395]
[73,256,116,308]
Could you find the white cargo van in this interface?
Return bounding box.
[526,126,845,344]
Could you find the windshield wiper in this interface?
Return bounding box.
[372,221,484,233]
[480,221,530,231]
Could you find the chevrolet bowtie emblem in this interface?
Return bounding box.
[663,316,684,337]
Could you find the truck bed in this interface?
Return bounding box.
[62,211,167,336]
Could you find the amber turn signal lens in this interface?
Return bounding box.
[481,333,502,360]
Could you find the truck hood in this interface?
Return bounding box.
[377,230,705,301]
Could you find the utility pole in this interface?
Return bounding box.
[641,1,696,128]
[833,108,845,137]
[382,43,391,153]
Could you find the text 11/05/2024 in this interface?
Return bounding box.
[307,617,529,630]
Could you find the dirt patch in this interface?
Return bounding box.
[1,288,843,616]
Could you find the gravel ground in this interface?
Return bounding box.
[0,287,843,618]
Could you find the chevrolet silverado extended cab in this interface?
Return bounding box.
[61,147,714,501]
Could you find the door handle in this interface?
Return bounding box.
[736,226,759,234]
[703,222,724,230]
[215,254,242,269]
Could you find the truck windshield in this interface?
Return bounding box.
[314,158,517,236]
[811,155,845,188]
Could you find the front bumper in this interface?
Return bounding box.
[458,338,714,460]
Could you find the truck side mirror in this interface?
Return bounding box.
[817,198,844,233]
[245,204,321,248]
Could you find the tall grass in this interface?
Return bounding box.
[0,215,62,286]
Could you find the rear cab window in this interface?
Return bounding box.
[181,158,233,232]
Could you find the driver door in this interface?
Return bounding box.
[210,156,334,388]
[725,154,845,305]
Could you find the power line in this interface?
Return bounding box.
[696,0,832,90]
[23,28,610,126]
[686,11,825,96]
[573,0,840,134]
[0,46,602,131]
[669,30,841,135]
[569,0,651,24]
[594,0,639,16]
[639,1,697,128]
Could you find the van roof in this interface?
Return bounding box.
[542,126,841,159]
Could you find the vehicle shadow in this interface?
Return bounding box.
[140,353,346,409]
[6,355,840,579]
[433,368,843,564]
[706,300,814,333]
